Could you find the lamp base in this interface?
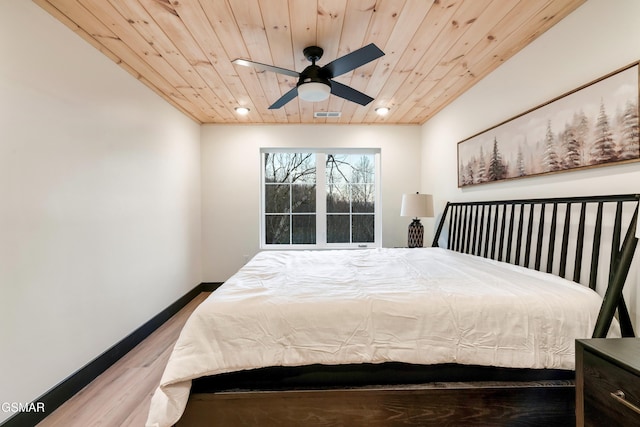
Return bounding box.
[407,218,424,248]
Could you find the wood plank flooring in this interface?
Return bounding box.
[36,292,211,427]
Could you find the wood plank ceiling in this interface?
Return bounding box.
[35,0,585,125]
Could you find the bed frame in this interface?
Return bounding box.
[433,194,639,338]
[180,194,639,426]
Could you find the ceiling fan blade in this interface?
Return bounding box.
[321,43,384,78]
[232,58,299,78]
[269,86,299,109]
[329,80,374,106]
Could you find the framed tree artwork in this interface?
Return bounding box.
[457,61,639,187]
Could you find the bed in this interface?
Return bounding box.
[146,194,639,427]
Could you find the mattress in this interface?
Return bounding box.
[146,247,619,427]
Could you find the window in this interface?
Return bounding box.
[261,149,381,249]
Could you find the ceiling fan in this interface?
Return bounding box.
[232,43,384,109]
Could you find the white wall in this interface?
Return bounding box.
[201,124,422,281]
[421,0,640,326]
[0,1,202,422]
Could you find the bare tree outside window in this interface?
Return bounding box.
[326,154,375,243]
[262,151,378,247]
[264,152,316,244]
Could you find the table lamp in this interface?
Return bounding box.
[400,193,434,248]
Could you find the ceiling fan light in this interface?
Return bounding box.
[298,82,331,102]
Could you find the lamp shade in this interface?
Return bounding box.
[401,193,434,218]
[298,82,331,102]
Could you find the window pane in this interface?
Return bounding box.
[326,184,349,213]
[265,152,316,183]
[327,215,350,243]
[352,183,375,213]
[292,153,316,184]
[352,215,374,243]
[265,184,290,213]
[292,215,316,244]
[326,154,375,184]
[265,215,290,244]
[292,184,316,213]
[326,155,347,185]
[353,155,375,184]
[265,153,316,183]
[264,153,287,182]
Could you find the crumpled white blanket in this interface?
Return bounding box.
[146,248,618,427]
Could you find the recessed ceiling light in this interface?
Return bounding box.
[235,107,250,115]
[375,107,390,116]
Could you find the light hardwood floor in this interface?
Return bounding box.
[37,292,211,427]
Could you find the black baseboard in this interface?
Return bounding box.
[0,282,222,427]
[201,282,223,292]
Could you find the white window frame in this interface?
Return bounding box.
[260,148,382,249]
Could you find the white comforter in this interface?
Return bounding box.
[146,248,618,427]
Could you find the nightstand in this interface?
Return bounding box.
[576,338,640,426]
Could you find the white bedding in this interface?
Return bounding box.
[146,247,619,427]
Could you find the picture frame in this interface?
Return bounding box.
[457,61,640,187]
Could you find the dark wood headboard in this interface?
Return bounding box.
[431,194,639,339]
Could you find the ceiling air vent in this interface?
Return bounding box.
[314,111,341,118]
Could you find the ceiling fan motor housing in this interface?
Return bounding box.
[297,64,332,88]
[298,46,332,92]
